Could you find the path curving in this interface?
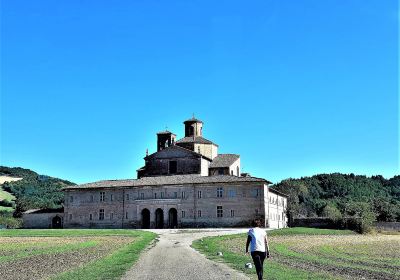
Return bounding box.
[122,228,250,280]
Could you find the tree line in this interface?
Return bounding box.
[272,173,400,232]
[0,166,75,217]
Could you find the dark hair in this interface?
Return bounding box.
[251,218,262,227]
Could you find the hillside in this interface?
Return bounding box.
[0,166,76,216]
[272,173,400,229]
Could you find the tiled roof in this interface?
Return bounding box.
[183,117,203,124]
[145,145,209,160]
[176,136,216,145]
[268,187,289,197]
[64,174,271,190]
[157,130,176,135]
[209,154,240,168]
[23,208,64,214]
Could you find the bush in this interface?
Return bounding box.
[344,201,376,233]
[0,215,22,229]
[0,199,15,208]
[321,204,342,222]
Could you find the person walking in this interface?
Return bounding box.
[245,219,270,280]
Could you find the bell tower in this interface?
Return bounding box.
[184,117,203,137]
[157,131,176,151]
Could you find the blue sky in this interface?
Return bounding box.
[1,1,398,184]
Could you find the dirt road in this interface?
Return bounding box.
[122,228,250,280]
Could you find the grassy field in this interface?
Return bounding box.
[0,185,16,213]
[192,227,400,280]
[0,229,156,280]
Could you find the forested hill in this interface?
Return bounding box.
[0,166,76,216]
[272,173,400,223]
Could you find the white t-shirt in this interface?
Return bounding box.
[248,227,266,252]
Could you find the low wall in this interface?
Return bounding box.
[375,222,400,231]
[291,218,338,229]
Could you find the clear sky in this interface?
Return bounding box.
[0,1,398,184]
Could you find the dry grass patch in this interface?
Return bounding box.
[193,228,400,280]
[0,229,156,280]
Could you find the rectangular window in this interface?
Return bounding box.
[110,213,114,220]
[169,160,177,174]
[126,193,129,200]
[125,212,128,219]
[197,210,202,218]
[154,193,157,199]
[217,206,223,218]
[182,191,186,199]
[90,195,94,202]
[161,192,164,199]
[99,209,104,220]
[70,196,73,202]
[89,213,93,220]
[181,210,186,218]
[100,192,105,202]
[228,189,236,197]
[230,210,235,217]
[110,194,113,201]
[217,187,223,198]
[174,192,178,198]
[69,213,72,221]
[140,193,144,199]
[197,191,202,199]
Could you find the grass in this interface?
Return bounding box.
[0,205,14,213]
[0,186,15,202]
[192,227,400,280]
[0,240,98,262]
[0,229,157,280]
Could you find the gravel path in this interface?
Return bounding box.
[122,228,250,280]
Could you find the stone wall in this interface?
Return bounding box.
[266,191,287,229]
[194,143,218,160]
[23,212,64,229]
[64,182,289,229]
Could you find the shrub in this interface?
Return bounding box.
[0,215,22,229]
[321,204,342,222]
[0,199,15,208]
[344,201,376,233]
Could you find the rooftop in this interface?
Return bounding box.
[209,154,240,168]
[64,174,271,190]
[156,130,176,135]
[176,136,217,146]
[183,117,203,124]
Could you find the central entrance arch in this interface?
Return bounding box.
[168,208,178,228]
[52,216,62,229]
[141,208,150,229]
[155,208,164,229]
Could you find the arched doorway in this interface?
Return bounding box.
[141,209,150,229]
[155,208,164,229]
[168,208,178,228]
[52,216,62,229]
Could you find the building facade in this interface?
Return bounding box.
[63,118,288,229]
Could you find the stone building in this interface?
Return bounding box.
[63,117,288,229]
[22,208,63,229]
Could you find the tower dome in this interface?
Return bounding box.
[183,117,203,137]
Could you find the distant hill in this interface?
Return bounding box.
[0,166,76,216]
[272,173,400,227]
